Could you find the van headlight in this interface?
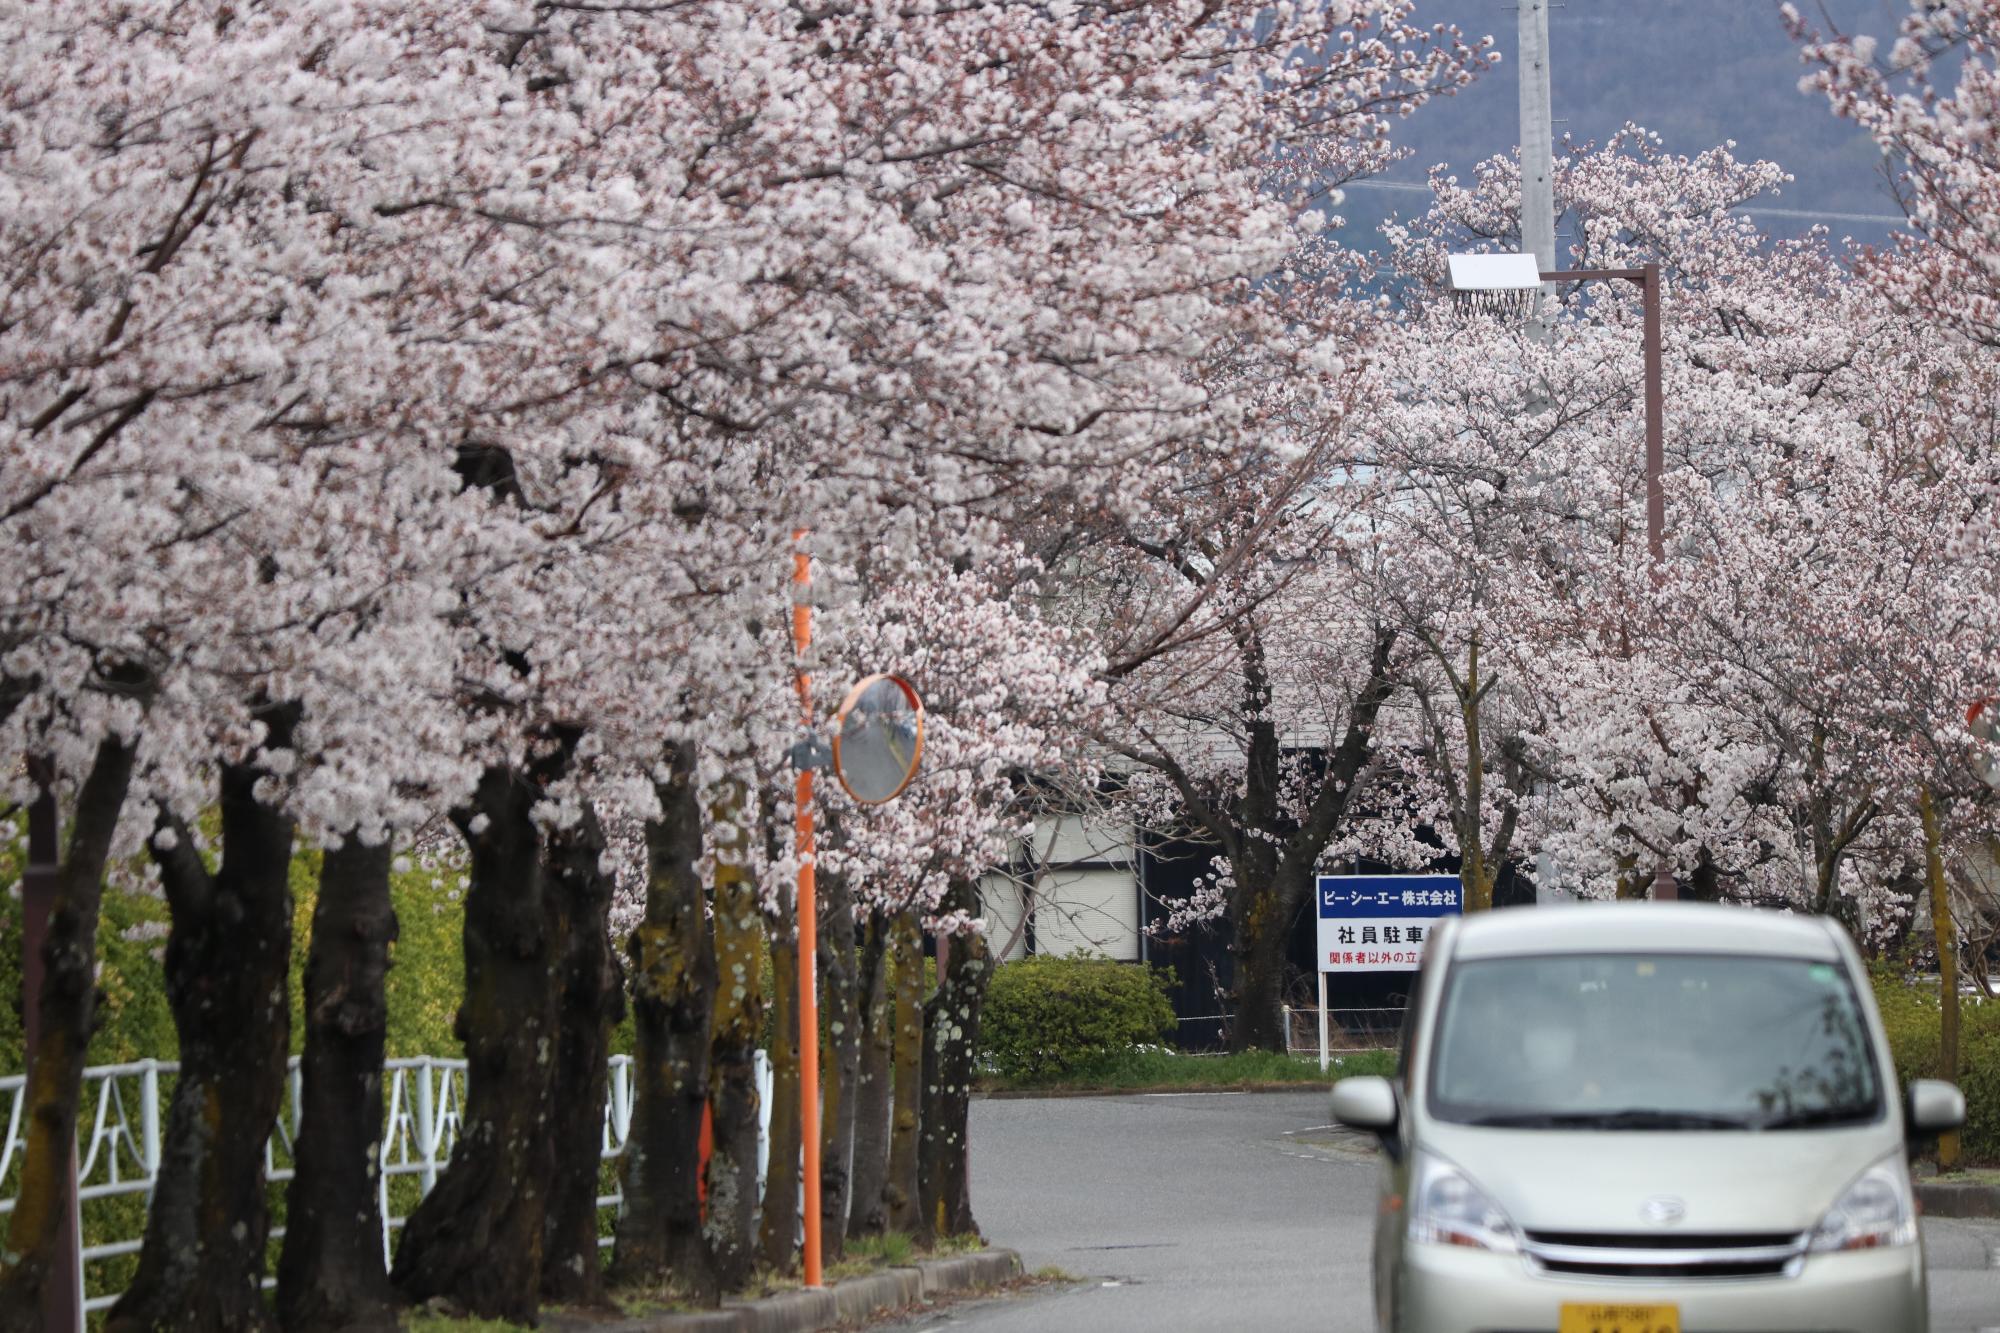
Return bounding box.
[1808,1155,1917,1252]
[1408,1151,1521,1253]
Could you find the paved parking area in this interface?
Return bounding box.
[889,1089,2000,1333]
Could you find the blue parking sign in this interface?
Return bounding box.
[1316,874,1461,973]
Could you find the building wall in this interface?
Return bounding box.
[980,814,1142,963]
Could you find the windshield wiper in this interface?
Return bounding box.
[1464,1109,1753,1130]
[1756,1105,1877,1130]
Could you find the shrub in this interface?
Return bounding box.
[980,953,1175,1083]
[1871,971,2000,1165]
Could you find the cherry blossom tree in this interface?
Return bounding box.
[1371,129,2000,945]
[1788,0,2000,345]
[2,0,1498,1320]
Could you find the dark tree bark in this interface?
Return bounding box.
[883,911,924,1236]
[0,733,141,1331]
[1121,624,1397,1053]
[816,872,861,1260]
[111,702,302,1333]
[278,836,398,1333]
[611,744,719,1301]
[391,759,565,1322]
[705,779,765,1294]
[918,882,989,1243]
[541,801,626,1307]
[845,912,892,1242]
[758,926,802,1271]
[1922,785,1964,1170]
[1226,874,1294,1056]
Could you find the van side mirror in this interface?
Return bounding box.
[1332,1075,1401,1142]
[1906,1079,1966,1135]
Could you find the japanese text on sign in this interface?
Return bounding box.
[1315,874,1462,973]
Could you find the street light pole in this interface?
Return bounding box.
[1539,262,1676,901]
[1448,253,1677,901]
[1641,262,1665,571]
[1536,264,1664,571]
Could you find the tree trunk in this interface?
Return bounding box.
[918,883,988,1243]
[705,779,765,1294]
[883,911,924,1236]
[759,927,802,1271]
[113,703,301,1333]
[817,873,861,1260]
[1920,785,1961,1170]
[611,745,719,1301]
[278,836,398,1333]
[392,763,562,1323]
[1684,846,1724,904]
[0,734,140,1331]
[1458,638,1494,914]
[846,913,892,1242]
[541,802,626,1307]
[1226,856,1289,1053]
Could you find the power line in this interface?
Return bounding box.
[1337,178,1907,226]
[1734,204,1905,226]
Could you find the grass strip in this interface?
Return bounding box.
[983,1046,1396,1094]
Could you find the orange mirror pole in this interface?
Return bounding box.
[793,530,823,1287]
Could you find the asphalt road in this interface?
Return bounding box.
[884,1089,2000,1333]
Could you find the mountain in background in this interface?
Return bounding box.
[1348,0,1915,250]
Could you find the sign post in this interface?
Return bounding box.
[1315,874,1463,1070]
[1315,971,1330,1073]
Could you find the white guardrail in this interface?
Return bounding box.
[0,1053,773,1318]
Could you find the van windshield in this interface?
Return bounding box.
[1427,953,1882,1130]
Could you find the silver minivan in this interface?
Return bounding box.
[1330,902,1967,1333]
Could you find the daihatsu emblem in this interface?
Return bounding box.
[1640,1196,1687,1226]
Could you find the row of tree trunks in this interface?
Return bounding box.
[611,744,720,1301]
[759,922,803,1269]
[0,733,143,1332]
[277,836,398,1333]
[541,802,627,1307]
[884,911,925,1235]
[918,882,989,1243]
[112,701,303,1333]
[705,778,767,1293]
[391,764,563,1322]
[0,733,985,1325]
[817,872,861,1263]
[845,912,893,1241]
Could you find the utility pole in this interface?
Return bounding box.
[1517,0,1557,276]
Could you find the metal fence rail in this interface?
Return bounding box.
[1281,1005,1404,1056]
[1,1053,773,1319]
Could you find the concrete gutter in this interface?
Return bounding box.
[1915,1179,2000,1219]
[543,1249,1023,1333]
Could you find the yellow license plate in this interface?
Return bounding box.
[1557,1304,1680,1333]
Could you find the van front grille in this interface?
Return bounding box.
[1521,1229,1807,1280]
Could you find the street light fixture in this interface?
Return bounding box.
[1445,252,1675,900]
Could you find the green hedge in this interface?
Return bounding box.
[980,953,1175,1083]
[1871,972,2000,1165]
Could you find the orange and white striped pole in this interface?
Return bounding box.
[792,530,823,1287]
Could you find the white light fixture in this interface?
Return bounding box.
[1445,252,1543,318]
[1446,252,1543,291]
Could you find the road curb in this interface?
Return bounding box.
[1916,1179,2000,1219]
[907,1249,1021,1298]
[981,1083,1341,1099]
[543,1250,1023,1332]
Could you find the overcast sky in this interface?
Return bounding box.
[1347,0,1919,247]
